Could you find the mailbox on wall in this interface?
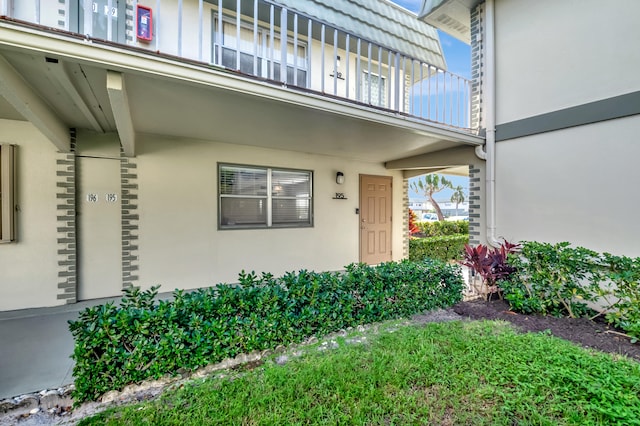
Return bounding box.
[136,5,153,42]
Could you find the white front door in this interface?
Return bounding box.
[77,156,122,300]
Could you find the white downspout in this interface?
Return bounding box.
[476,0,501,247]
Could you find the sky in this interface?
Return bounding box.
[390,0,472,202]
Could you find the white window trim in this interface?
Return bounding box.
[218,163,313,230]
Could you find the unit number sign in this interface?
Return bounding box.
[86,193,118,203]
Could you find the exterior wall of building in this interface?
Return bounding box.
[495,0,640,124]
[0,120,62,311]
[490,0,640,256]
[133,134,404,293]
[495,115,640,256]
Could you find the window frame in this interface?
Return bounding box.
[361,70,388,108]
[212,12,309,87]
[0,144,16,243]
[218,163,313,230]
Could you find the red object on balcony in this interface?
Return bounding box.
[136,5,153,42]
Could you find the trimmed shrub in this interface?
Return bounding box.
[69,259,464,402]
[409,234,468,262]
[417,220,469,237]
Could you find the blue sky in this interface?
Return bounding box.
[390,0,472,202]
[390,0,471,78]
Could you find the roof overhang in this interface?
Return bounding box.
[418,0,482,44]
[0,21,482,163]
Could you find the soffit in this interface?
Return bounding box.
[0,31,480,163]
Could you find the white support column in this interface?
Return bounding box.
[106,71,136,157]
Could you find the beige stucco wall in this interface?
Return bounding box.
[135,134,404,293]
[495,0,640,124]
[0,120,61,311]
[495,115,640,257]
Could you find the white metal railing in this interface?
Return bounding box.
[3,0,472,130]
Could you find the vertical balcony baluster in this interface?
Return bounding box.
[307,19,312,88]
[320,24,325,93]
[345,34,350,99]
[216,0,222,66]
[293,13,298,86]
[177,0,182,56]
[356,38,361,102]
[280,8,287,84]
[419,62,423,119]
[253,0,258,75]
[387,51,392,110]
[366,42,371,105]
[269,4,274,80]
[332,29,338,96]
[236,0,241,71]
[34,0,40,25]
[198,0,203,61]
[377,46,382,108]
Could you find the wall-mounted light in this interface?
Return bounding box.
[336,171,345,185]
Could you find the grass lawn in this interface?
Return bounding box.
[79,320,640,425]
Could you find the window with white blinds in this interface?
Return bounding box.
[219,164,312,229]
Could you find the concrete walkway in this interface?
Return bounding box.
[0,291,179,400]
[0,302,88,399]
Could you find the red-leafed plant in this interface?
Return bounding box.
[408,208,420,236]
[459,241,520,298]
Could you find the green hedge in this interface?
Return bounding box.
[409,234,469,262]
[69,259,464,402]
[417,220,469,237]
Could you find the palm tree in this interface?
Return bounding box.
[409,174,452,221]
[450,185,466,216]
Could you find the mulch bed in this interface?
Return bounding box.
[453,299,640,362]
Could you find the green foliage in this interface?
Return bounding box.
[81,321,640,426]
[69,259,464,402]
[408,234,468,262]
[600,253,640,342]
[502,242,602,318]
[502,242,640,340]
[417,220,468,237]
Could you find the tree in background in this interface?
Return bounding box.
[409,174,452,221]
[450,185,466,216]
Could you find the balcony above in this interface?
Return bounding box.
[0,0,481,162]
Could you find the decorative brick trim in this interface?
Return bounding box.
[470,3,484,132]
[468,164,481,246]
[125,0,135,44]
[56,130,77,303]
[402,177,409,259]
[120,150,139,289]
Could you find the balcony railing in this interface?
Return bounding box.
[2,0,472,130]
